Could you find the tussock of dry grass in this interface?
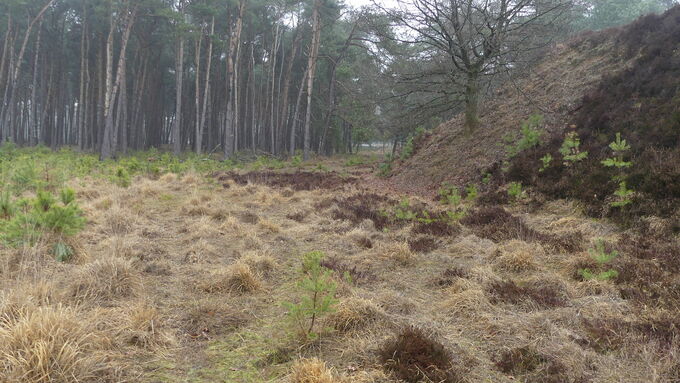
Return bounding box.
[449,234,497,257]
[201,263,262,294]
[0,305,108,383]
[290,358,342,383]
[346,228,374,249]
[69,257,141,303]
[184,217,222,242]
[324,297,384,333]
[441,289,492,316]
[134,179,164,197]
[445,278,480,294]
[159,173,178,183]
[121,303,175,349]
[241,251,277,277]
[181,172,199,185]
[377,242,416,266]
[184,240,219,263]
[182,204,211,217]
[181,298,249,338]
[494,240,542,272]
[258,218,281,233]
[0,280,59,324]
[100,205,137,235]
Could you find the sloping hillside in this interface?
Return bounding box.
[391,6,680,220]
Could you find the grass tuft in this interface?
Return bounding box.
[0,305,107,383]
[290,357,342,383]
[69,257,141,303]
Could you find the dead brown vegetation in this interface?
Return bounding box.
[215,171,357,191]
[379,326,462,383]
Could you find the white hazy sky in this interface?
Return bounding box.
[345,0,399,9]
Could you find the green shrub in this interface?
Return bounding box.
[0,191,15,219]
[60,188,76,205]
[344,156,365,167]
[394,198,417,221]
[601,133,634,207]
[507,182,523,201]
[578,239,619,281]
[0,190,86,249]
[506,114,543,157]
[559,131,588,165]
[113,167,131,187]
[54,241,74,262]
[401,127,425,160]
[601,133,632,171]
[291,155,303,167]
[11,161,38,192]
[378,154,393,177]
[539,154,553,172]
[283,251,338,341]
[482,172,492,184]
[439,185,462,206]
[465,184,478,201]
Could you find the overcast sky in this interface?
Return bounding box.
[345,0,399,9]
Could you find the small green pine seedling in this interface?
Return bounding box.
[507,182,523,201]
[114,167,131,187]
[589,239,618,264]
[578,240,619,281]
[611,181,634,207]
[482,172,492,184]
[601,133,632,169]
[446,209,466,221]
[60,188,77,205]
[465,184,478,201]
[0,192,15,219]
[283,251,338,341]
[291,155,303,167]
[601,133,634,207]
[34,190,55,212]
[539,154,553,172]
[54,241,74,262]
[560,132,588,165]
[578,268,619,281]
[507,114,544,157]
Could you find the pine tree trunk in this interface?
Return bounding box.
[303,0,321,161]
[290,68,307,157]
[101,4,138,160]
[197,17,214,154]
[3,0,55,142]
[223,0,245,159]
[173,35,185,156]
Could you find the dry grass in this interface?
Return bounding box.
[181,298,249,339]
[99,205,137,235]
[241,251,277,277]
[159,173,178,183]
[494,240,542,272]
[377,241,416,266]
[441,289,493,317]
[0,305,108,383]
[258,217,281,233]
[201,263,262,294]
[0,155,673,383]
[120,302,175,349]
[290,358,342,383]
[69,257,141,304]
[324,297,384,333]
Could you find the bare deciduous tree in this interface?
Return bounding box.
[379,0,571,133]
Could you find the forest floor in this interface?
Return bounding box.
[1,148,679,383]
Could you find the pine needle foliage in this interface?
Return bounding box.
[283,251,338,341]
